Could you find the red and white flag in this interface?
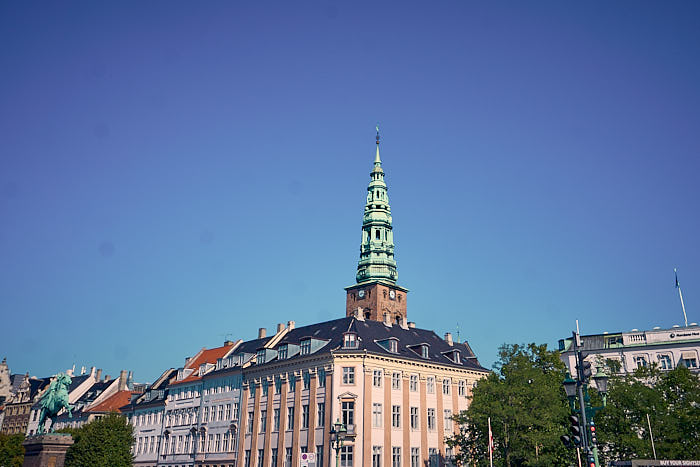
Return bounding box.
[488,417,494,467]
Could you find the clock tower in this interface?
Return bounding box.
[345,129,408,323]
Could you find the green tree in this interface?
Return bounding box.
[597,364,700,463]
[0,433,25,467]
[447,343,574,466]
[64,413,134,467]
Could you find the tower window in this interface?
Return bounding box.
[375,230,380,239]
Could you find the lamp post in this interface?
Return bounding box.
[329,418,347,467]
[562,331,610,467]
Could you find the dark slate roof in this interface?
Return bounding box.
[29,378,51,399]
[67,375,91,392]
[254,316,487,371]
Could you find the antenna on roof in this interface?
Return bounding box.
[456,322,461,344]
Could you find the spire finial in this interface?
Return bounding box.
[374,125,382,165]
[376,124,380,145]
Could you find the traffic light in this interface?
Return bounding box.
[560,434,572,448]
[582,361,593,382]
[589,421,597,445]
[569,415,582,446]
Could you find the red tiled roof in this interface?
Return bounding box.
[86,390,135,413]
[170,343,235,386]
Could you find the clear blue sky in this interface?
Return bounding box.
[1,1,699,383]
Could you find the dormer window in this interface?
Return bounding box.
[278,345,288,360]
[300,339,311,355]
[377,338,399,353]
[443,349,461,364]
[343,333,358,349]
[256,349,266,364]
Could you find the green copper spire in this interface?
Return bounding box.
[355,128,398,284]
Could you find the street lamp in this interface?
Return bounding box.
[563,374,577,401]
[593,369,609,404]
[329,419,347,467]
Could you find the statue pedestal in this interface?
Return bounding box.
[22,433,73,467]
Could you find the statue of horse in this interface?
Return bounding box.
[37,373,73,434]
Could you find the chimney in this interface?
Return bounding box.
[258,328,267,339]
[399,317,408,330]
[95,369,102,381]
[90,367,96,377]
[354,307,365,321]
[444,332,453,346]
[383,312,392,327]
[119,370,128,391]
[408,321,416,329]
[277,323,285,333]
[224,340,233,346]
[80,366,86,375]
[287,320,295,330]
[104,374,111,381]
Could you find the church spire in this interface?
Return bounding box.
[355,128,398,284]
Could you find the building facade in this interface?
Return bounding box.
[123,133,489,467]
[559,324,700,375]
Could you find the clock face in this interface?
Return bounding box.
[358,289,365,299]
[389,290,396,299]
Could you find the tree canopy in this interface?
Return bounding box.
[597,364,700,463]
[0,433,25,467]
[447,343,574,466]
[63,413,134,467]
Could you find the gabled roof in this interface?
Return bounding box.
[86,390,135,414]
[170,343,236,386]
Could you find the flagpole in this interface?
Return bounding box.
[675,268,688,327]
[488,417,493,467]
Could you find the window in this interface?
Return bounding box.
[658,354,672,370]
[411,447,420,467]
[340,446,353,467]
[233,402,240,420]
[215,433,221,452]
[222,432,229,451]
[278,345,288,360]
[318,368,326,387]
[458,380,466,396]
[273,408,280,431]
[446,447,454,463]
[426,377,435,393]
[392,405,401,428]
[392,372,401,389]
[392,447,402,467]
[257,449,264,467]
[257,349,266,364]
[317,403,325,426]
[226,403,232,419]
[343,367,355,385]
[289,374,296,392]
[409,374,418,392]
[285,448,293,467]
[203,407,209,422]
[429,448,438,467]
[634,355,648,368]
[421,345,429,359]
[316,445,324,467]
[247,412,254,433]
[301,339,311,355]
[287,406,295,430]
[372,403,382,427]
[410,407,419,430]
[275,376,282,393]
[373,369,383,387]
[244,449,251,467]
[262,380,269,396]
[218,404,225,420]
[207,434,213,453]
[302,405,309,429]
[271,448,278,466]
[341,401,354,427]
[372,446,382,467]
[444,409,453,433]
[427,408,436,431]
[683,357,698,369]
[260,410,267,432]
[443,379,451,395]
[343,333,358,349]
